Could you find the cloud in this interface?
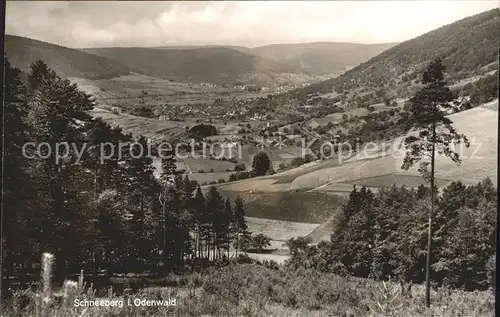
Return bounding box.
[5,1,499,48]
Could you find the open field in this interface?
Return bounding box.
[211,151,356,192]
[218,178,291,192]
[90,109,247,145]
[308,182,379,194]
[246,217,319,242]
[152,157,236,183]
[187,172,233,184]
[345,173,452,189]
[70,74,267,108]
[217,190,345,223]
[91,107,186,141]
[243,216,321,262]
[182,157,236,173]
[305,209,350,243]
[232,144,305,171]
[481,98,499,110]
[291,104,498,190]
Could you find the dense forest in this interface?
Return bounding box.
[2,58,252,281]
[284,182,496,291]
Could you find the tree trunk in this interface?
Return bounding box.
[94,161,99,202]
[235,233,239,257]
[197,230,201,260]
[426,121,436,308]
[162,202,168,275]
[206,233,210,261]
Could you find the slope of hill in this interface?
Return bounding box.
[4,35,131,79]
[211,98,497,202]
[290,101,498,190]
[81,46,305,84]
[153,44,252,54]
[251,42,397,75]
[289,8,500,104]
[90,107,187,142]
[153,42,397,76]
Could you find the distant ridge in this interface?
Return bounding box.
[250,42,398,75]
[81,46,304,84]
[5,35,131,79]
[150,41,398,76]
[288,8,500,103]
[6,34,398,85]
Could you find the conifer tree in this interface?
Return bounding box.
[232,195,250,256]
[205,186,224,260]
[401,57,470,307]
[193,186,206,260]
[222,199,233,258]
[25,60,95,278]
[124,135,157,271]
[2,58,34,280]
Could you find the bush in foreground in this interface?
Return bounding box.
[3,255,494,317]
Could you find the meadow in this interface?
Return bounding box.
[71,73,266,108]
[90,107,186,141]
[288,103,498,190]
[245,216,319,242]
[6,257,494,317]
[217,190,345,223]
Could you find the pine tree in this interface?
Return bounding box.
[232,195,250,256]
[123,135,157,271]
[25,60,95,278]
[330,186,376,277]
[93,190,127,275]
[205,186,224,260]
[85,118,118,200]
[193,186,206,260]
[109,127,132,194]
[2,58,35,280]
[401,57,470,307]
[222,199,233,258]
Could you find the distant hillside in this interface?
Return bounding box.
[288,9,500,105]
[82,46,304,84]
[152,42,397,76]
[5,35,131,79]
[153,44,252,54]
[250,42,397,75]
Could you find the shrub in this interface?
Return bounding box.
[234,163,246,172]
[251,234,271,252]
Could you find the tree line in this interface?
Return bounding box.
[285,181,496,291]
[2,58,252,281]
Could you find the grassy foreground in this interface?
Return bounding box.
[3,255,494,317]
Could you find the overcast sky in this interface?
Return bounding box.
[6,1,499,48]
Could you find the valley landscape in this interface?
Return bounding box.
[2,2,499,316]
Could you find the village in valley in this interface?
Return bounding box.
[2,2,499,316]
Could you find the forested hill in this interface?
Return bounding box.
[287,8,500,105]
[81,46,304,84]
[4,35,132,79]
